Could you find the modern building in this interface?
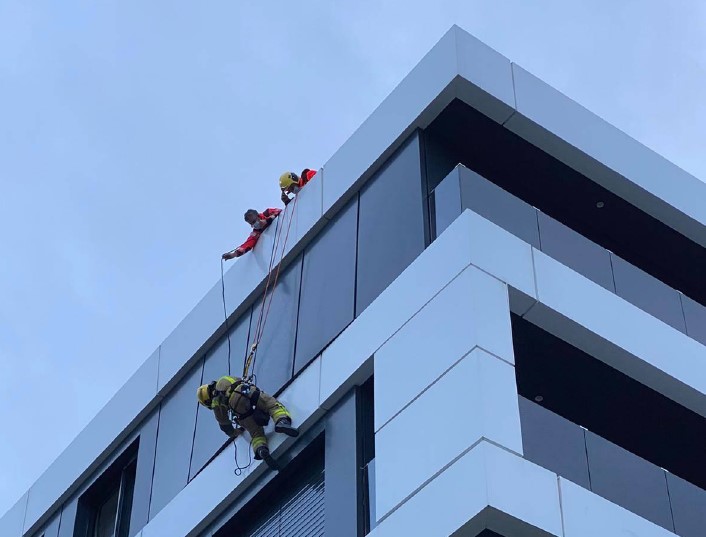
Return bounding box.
[3,24,706,537]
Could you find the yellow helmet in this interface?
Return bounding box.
[197,384,212,407]
[279,172,297,190]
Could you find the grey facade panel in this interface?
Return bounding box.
[585,431,674,531]
[667,472,706,537]
[190,314,251,480]
[432,168,462,238]
[37,512,61,537]
[148,364,202,520]
[537,212,615,292]
[248,256,302,395]
[682,294,706,346]
[324,392,360,537]
[295,198,358,376]
[458,166,541,248]
[518,398,591,489]
[356,133,426,315]
[128,411,159,537]
[611,254,686,332]
[56,499,78,537]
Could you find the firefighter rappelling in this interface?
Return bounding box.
[212,169,315,473]
[197,376,299,471]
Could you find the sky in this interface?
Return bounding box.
[1,0,705,519]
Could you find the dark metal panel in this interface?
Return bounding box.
[518,397,590,488]
[148,364,203,520]
[295,199,357,375]
[34,512,61,537]
[324,392,360,537]
[433,168,462,238]
[458,166,540,248]
[585,431,674,531]
[682,294,706,346]
[667,472,706,537]
[56,498,78,537]
[537,212,615,291]
[356,133,426,315]
[249,256,302,395]
[128,411,159,537]
[190,312,251,480]
[611,254,686,332]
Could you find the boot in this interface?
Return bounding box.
[255,445,280,471]
[275,417,299,438]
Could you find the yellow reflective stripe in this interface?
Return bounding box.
[220,376,238,384]
[272,407,291,420]
[251,436,267,450]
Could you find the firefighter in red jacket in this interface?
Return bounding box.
[222,208,281,260]
[280,169,316,205]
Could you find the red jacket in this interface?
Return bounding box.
[235,208,282,256]
[299,168,316,187]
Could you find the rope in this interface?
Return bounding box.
[243,213,286,379]
[247,195,299,380]
[232,431,253,476]
[220,258,232,375]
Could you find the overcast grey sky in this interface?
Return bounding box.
[1,0,704,518]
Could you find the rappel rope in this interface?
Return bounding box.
[218,195,300,475]
[242,210,287,382]
[232,436,252,476]
[243,194,299,381]
[220,258,233,375]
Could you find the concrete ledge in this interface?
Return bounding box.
[374,267,515,431]
[375,352,523,520]
[370,441,562,537]
[526,248,706,418]
[322,25,516,218]
[507,64,706,248]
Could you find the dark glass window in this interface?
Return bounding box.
[585,432,673,530]
[295,198,358,374]
[513,314,706,492]
[214,440,325,537]
[248,256,302,395]
[425,99,706,315]
[148,364,202,519]
[190,312,251,479]
[76,445,138,537]
[356,133,426,315]
[518,397,590,488]
[94,488,119,537]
